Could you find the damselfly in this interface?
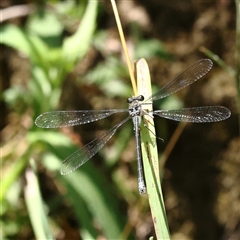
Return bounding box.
[35,59,231,194]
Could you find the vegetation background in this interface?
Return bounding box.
[1,0,239,239]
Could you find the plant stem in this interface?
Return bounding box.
[235,0,240,133]
[110,0,137,95]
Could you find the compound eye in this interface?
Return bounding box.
[127,97,132,103]
[139,95,144,101]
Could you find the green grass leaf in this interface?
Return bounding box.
[24,159,55,240]
[136,58,170,239]
[62,0,98,68]
[0,24,49,65]
[28,130,127,239]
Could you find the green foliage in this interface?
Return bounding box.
[85,56,132,97]
[1,1,172,239]
[24,159,55,240]
[1,1,98,116]
[27,131,126,239]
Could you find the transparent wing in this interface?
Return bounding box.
[146,59,213,102]
[153,106,231,123]
[35,109,128,128]
[60,116,131,175]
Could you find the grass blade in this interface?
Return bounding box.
[136,58,170,239]
[24,159,54,240]
[28,130,127,239]
[62,0,98,66]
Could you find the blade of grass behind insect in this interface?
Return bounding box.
[24,159,54,240]
[0,24,49,65]
[28,131,127,239]
[1,154,28,202]
[199,46,235,78]
[136,58,170,239]
[62,0,98,68]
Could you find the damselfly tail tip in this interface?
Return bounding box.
[139,183,147,195]
[139,188,147,195]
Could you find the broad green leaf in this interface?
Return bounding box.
[27,11,63,38]
[62,0,98,68]
[0,24,49,65]
[30,66,61,114]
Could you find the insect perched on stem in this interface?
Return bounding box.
[35,59,231,194]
